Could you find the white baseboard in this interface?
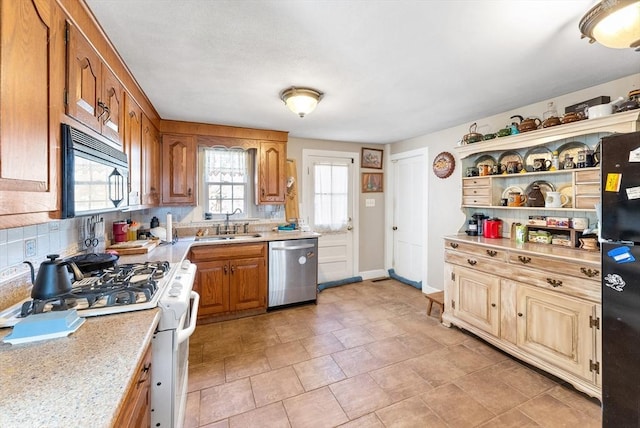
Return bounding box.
[359,269,388,280]
[421,284,442,294]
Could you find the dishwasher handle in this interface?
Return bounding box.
[271,244,316,251]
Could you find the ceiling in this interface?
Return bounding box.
[85,0,639,144]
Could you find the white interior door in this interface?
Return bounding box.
[389,148,428,288]
[302,150,359,284]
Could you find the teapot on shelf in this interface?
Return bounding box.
[518,117,542,132]
[526,184,545,207]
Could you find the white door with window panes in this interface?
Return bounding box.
[302,150,358,284]
[200,147,249,226]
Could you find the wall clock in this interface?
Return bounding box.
[433,152,455,179]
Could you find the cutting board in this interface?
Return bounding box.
[107,240,158,255]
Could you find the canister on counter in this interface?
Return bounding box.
[514,223,527,244]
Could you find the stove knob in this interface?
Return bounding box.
[181,260,191,270]
[168,289,180,297]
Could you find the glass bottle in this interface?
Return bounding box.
[550,150,560,171]
[543,101,558,121]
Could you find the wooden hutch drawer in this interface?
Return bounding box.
[445,240,508,261]
[463,177,491,188]
[445,250,506,274]
[508,251,600,281]
[502,264,600,302]
[462,195,491,206]
[575,183,600,195]
[463,186,491,197]
[574,195,600,209]
[575,169,600,183]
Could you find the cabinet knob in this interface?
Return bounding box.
[188,188,192,196]
[518,256,532,264]
[231,265,235,274]
[486,250,497,257]
[392,226,398,231]
[467,259,477,266]
[449,242,459,248]
[224,265,228,274]
[491,303,496,307]
[518,312,523,317]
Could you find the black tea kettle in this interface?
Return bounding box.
[24,254,84,300]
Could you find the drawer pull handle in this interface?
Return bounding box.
[486,250,497,257]
[547,278,563,287]
[450,242,459,249]
[518,256,532,264]
[467,259,477,266]
[580,267,599,278]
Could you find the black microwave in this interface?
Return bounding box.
[61,124,129,218]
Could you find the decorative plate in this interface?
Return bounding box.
[557,141,590,165]
[501,186,525,199]
[433,152,455,179]
[558,185,574,208]
[525,180,556,199]
[474,154,497,169]
[497,150,524,167]
[524,146,553,172]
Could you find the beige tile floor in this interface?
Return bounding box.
[185,279,601,428]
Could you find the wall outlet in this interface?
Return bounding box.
[24,238,37,258]
[365,198,375,208]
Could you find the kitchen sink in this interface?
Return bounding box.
[194,233,263,242]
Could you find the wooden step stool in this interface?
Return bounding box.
[424,291,444,322]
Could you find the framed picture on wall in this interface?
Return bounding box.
[362,172,383,193]
[361,148,383,169]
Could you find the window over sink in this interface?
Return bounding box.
[201,147,250,216]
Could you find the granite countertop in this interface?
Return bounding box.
[0,231,318,426]
[0,309,160,428]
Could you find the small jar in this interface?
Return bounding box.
[467,219,478,236]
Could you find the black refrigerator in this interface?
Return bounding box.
[601,130,640,426]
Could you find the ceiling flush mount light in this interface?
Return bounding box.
[579,0,640,49]
[280,87,323,118]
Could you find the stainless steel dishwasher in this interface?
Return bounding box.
[268,238,318,308]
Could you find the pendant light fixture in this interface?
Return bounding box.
[280,87,324,118]
[579,0,640,49]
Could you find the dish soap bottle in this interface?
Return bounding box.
[550,150,560,171]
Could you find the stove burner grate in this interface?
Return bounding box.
[19,260,171,317]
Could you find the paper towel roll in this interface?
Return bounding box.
[166,213,173,244]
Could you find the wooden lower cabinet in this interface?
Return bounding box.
[114,343,152,427]
[516,284,597,381]
[451,266,500,336]
[189,243,267,321]
[444,237,601,399]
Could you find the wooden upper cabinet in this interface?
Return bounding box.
[124,93,142,206]
[258,141,285,204]
[161,134,196,205]
[142,114,160,206]
[101,66,123,144]
[65,22,123,145]
[0,0,59,219]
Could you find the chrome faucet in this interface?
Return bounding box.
[224,208,243,233]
